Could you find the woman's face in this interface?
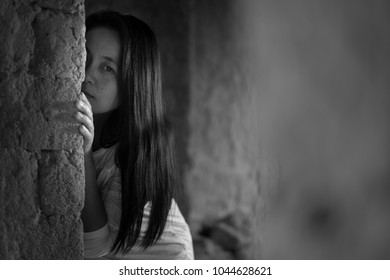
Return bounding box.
[82,27,120,114]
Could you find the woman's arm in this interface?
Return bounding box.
[85,166,122,258]
[81,151,107,231]
[76,92,107,231]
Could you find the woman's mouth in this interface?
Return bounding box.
[83,91,94,99]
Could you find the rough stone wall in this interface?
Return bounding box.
[0,0,85,259]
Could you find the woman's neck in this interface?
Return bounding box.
[92,111,113,151]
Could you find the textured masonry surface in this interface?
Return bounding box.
[0,0,85,259]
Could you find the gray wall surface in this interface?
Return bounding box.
[0,0,85,259]
[239,0,390,259]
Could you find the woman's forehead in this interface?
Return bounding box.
[86,27,120,62]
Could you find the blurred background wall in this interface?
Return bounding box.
[243,0,390,259]
[85,0,390,259]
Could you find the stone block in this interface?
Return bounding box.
[0,148,84,259]
[0,0,85,259]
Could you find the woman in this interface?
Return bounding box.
[75,10,193,259]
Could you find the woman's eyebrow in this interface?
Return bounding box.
[101,56,118,65]
[85,46,117,64]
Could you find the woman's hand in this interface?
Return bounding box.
[75,92,94,155]
[76,93,108,232]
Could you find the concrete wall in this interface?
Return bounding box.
[0,0,85,259]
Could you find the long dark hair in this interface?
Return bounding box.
[86,10,177,254]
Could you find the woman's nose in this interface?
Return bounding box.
[84,63,95,84]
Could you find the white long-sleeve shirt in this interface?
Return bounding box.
[83,145,194,260]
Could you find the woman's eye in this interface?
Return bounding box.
[103,65,115,74]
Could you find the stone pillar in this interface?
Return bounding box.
[0,0,85,259]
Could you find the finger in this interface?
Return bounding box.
[79,124,93,140]
[80,92,92,109]
[75,111,94,134]
[79,125,93,151]
[76,99,93,121]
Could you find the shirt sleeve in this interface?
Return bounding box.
[83,167,122,259]
[83,223,113,259]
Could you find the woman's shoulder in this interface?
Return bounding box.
[93,144,117,171]
[143,199,187,225]
[93,144,120,192]
[142,200,194,259]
